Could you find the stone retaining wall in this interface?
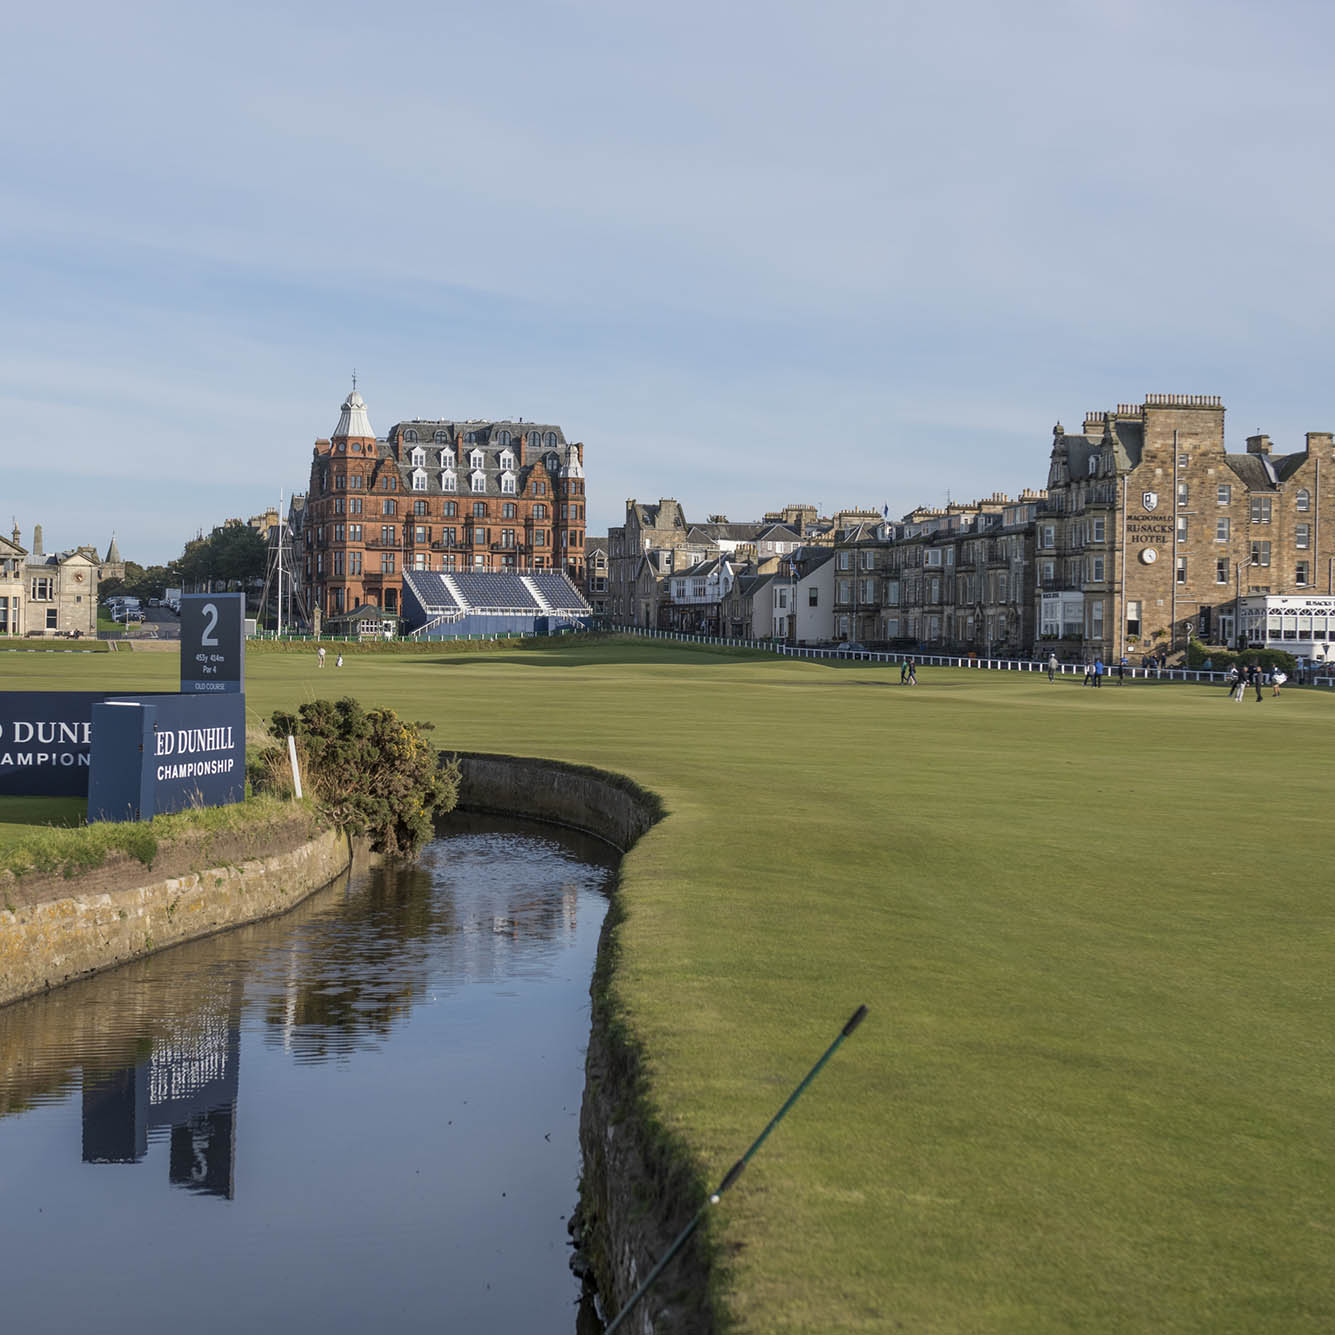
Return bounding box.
[455,752,709,1332]
[0,820,351,1007]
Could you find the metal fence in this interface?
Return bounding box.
[616,627,1335,687]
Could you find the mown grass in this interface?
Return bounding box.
[2,642,1332,1331]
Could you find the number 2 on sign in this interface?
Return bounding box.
[201,603,219,647]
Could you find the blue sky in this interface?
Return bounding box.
[5,0,1334,565]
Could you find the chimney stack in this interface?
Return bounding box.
[32,524,43,556]
[1246,434,1272,456]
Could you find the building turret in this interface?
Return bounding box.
[333,382,376,441]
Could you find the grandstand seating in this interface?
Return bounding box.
[405,572,459,611]
[451,573,540,611]
[524,571,589,612]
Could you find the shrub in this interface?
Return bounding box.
[1187,638,1296,672]
[256,697,458,858]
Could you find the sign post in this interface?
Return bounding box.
[180,594,245,694]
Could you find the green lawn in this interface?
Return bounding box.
[2,643,1332,1332]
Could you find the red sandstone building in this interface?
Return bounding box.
[303,386,588,622]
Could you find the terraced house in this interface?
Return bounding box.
[304,386,588,622]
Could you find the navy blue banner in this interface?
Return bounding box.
[0,692,168,797]
[88,695,246,823]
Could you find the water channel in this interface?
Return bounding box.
[0,813,617,1334]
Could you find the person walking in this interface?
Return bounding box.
[1047,652,1058,683]
[1272,668,1286,697]
[1117,656,1127,685]
[1253,663,1264,702]
[1234,665,1248,703]
[1224,665,1239,695]
[907,660,918,685]
[1082,662,1093,687]
[900,657,910,684]
[1093,658,1104,688]
[317,645,326,668]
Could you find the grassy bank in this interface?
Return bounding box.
[2,643,1332,1331]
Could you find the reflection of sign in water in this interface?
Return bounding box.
[81,994,241,1200]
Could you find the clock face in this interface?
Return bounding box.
[1140,547,1158,565]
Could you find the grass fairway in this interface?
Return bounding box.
[3,644,1332,1331]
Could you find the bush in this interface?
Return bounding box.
[254,698,459,858]
[1186,638,1296,672]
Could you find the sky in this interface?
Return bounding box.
[5,0,1335,566]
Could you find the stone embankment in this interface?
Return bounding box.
[0,813,352,1008]
[455,753,712,1333]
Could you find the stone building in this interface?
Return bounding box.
[2,524,99,637]
[303,386,588,621]
[1040,394,1335,661]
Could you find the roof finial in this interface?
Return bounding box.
[352,368,358,392]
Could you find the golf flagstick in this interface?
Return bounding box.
[604,1004,868,1334]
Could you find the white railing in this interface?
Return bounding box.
[613,627,1335,687]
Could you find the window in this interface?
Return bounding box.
[673,580,686,599]
[443,501,457,517]
[439,448,455,467]
[382,499,396,515]
[334,524,345,542]
[692,579,707,598]
[469,449,484,469]
[925,549,943,567]
[46,607,59,630]
[501,473,517,494]
[335,473,346,490]
[1250,496,1272,524]
[1175,556,1186,585]
[441,471,456,492]
[1177,482,1189,508]
[413,499,427,516]
[1216,558,1229,584]
[886,579,900,605]
[1126,600,1141,638]
[500,529,515,548]
[1251,540,1271,567]
[471,471,487,493]
[1092,518,1105,542]
[412,470,427,491]
[535,482,547,496]
[1217,484,1231,504]
[533,503,548,520]
[350,496,362,514]
[1091,558,1105,581]
[414,526,428,544]
[528,431,541,448]
[383,475,396,490]
[1296,523,1310,549]
[808,587,819,607]
[380,525,395,545]
[1176,517,1188,542]
[1296,560,1311,585]
[414,553,427,571]
[499,450,516,470]
[1040,525,1055,549]
[472,502,488,518]
[404,429,418,443]
[1216,516,1230,541]
[535,530,548,546]
[863,578,876,600]
[1177,453,1189,469]
[333,551,344,575]
[1088,455,1098,476]
[349,524,362,541]
[1296,488,1311,512]
[410,447,425,467]
[441,527,457,545]
[1040,560,1055,585]
[434,430,449,444]
[502,502,516,518]
[333,497,346,514]
[838,551,851,570]
[545,431,557,447]
[473,527,486,545]
[381,553,395,573]
[349,551,362,575]
[861,550,875,570]
[497,430,511,446]
[30,577,53,600]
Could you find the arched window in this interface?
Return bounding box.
[528,430,541,447]
[434,430,448,444]
[440,471,456,492]
[465,431,477,445]
[545,431,557,447]
[404,428,418,443]
[471,470,487,493]
[1087,455,1098,476]
[497,429,512,446]
[1296,488,1311,512]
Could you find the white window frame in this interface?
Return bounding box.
[470,471,487,493]
[440,471,457,492]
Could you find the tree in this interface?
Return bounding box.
[257,697,459,858]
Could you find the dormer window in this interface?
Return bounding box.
[469,449,484,469]
[465,431,477,445]
[499,449,516,470]
[501,472,517,495]
[440,471,457,492]
[410,446,425,467]
[497,429,512,446]
[470,470,487,493]
[528,430,541,447]
[439,447,454,467]
[412,469,427,491]
[404,429,418,443]
[545,431,557,447]
[1088,456,1098,476]
[546,453,559,472]
[434,430,448,444]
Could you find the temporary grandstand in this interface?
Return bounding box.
[400,569,593,639]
